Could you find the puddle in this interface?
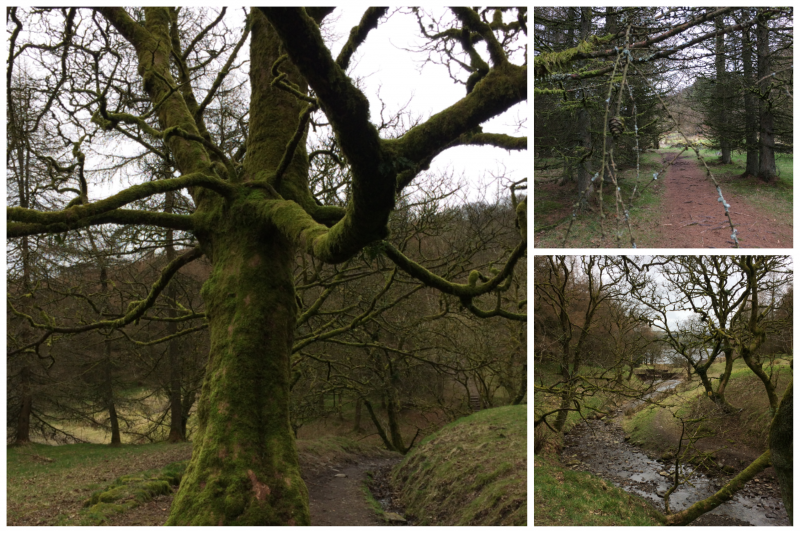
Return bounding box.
[561,380,789,526]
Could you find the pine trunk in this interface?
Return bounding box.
[714,15,731,164]
[742,24,759,177]
[756,13,777,182]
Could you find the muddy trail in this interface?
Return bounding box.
[561,380,789,526]
[654,151,791,248]
[106,455,404,526]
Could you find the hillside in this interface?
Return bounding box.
[391,405,526,525]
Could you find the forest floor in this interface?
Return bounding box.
[533,148,793,248]
[650,151,791,248]
[7,437,400,526]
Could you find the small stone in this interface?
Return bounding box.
[334,473,347,478]
[384,512,406,523]
[659,471,668,477]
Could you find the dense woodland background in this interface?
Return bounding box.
[534,7,792,214]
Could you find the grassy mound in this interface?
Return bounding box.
[81,460,187,524]
[534,453,663,526]
[623,357,792,471]
[391,405,526,526]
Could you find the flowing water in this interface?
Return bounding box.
[561,380,789,526]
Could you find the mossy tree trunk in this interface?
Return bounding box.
[166,216,307,525]
[768,381,792,524]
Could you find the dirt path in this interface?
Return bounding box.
[307,456,402,526]
[654,151,791,248]
[104,455,401,526]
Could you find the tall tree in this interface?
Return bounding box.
[7,7,526,525]
[714,14,732,164]
[756,9,778,182]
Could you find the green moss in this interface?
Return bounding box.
[392,406,526,526]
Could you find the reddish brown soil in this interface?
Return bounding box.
[653,151,791,248]
[533,151,792,248]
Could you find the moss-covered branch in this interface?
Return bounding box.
[450,7,507,67]
[457,131,527,150]
[116,322,209,347]
[336,7,388,71]
[662,450,772,525]
[7,247,203,336]
[8,209,194,238]
[8,171,232,229]
[391,60,526,167]
[382,239,526,300]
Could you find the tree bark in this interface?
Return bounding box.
[756,11,777,182]
[511,363,527,405]
[714,15,731,164]
[104,344,122,446]
[663,450,771,525]
[352,396,363,432]
[15,366,32,445]
[575,8,594,206]
[768,381,792,524]
[165,190,185,443]
[166,223,308,525]
[741,23,759,177]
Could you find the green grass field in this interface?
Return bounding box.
[534,453,663,526]
[392,405,526,526]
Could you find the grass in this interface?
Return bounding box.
[534,453,663,526]
[622,356,792,462]
[7,441,193,526]
[534,150,665,247]
[7,433,397,526]
[695,148,793,215]
[391,405,526,526]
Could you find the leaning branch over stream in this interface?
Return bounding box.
[661,450,771,526]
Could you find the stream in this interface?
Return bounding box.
[561,380,789,526]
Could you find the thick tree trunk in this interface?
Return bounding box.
[166,223,308,525]
[756,13,777,182]
[768,382,792,524]
[15,366,32,445]
[741,24,760,177]
[714,15,731,164]
[103,349,122,446]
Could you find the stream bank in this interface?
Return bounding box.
[561,379,789,526]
